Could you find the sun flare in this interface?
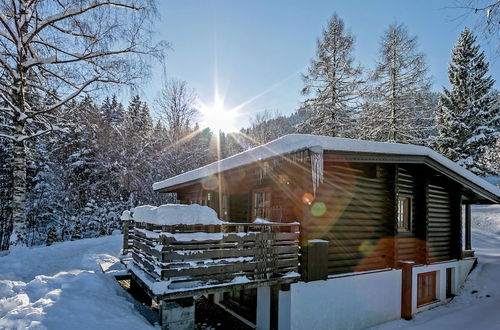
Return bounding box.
[198,98,239,133]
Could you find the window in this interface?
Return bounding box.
[417,271,437,306]
[253,189,271,220]
[397,196,412,232]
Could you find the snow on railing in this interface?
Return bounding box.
[127,222,299,294]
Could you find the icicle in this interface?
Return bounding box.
[309,146,324,197]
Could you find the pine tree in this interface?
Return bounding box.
[435,28,498,176]
[98,220,108,237]
[71,220,82,241]
[46,226,57,246]
[361,23,434,144]
[298,14,363,137]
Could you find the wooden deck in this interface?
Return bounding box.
[124,221,300,300]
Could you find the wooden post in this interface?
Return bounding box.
[303,239,328,282]
[465,204,472,251]
[399,261,415,320]
[122,220,129,254]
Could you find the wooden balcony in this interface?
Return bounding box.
[124,220,300,300]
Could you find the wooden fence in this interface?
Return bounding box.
[125,221,300,290]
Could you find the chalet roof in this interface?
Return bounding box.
[153,134,500,203]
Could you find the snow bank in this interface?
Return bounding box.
[153,134,500,201]
[132,204,223,225]
[0,236,153,330]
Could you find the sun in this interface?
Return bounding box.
[197,98,239,133]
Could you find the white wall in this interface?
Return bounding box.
[257,286,271,330]
[412,258,476,314]
[289,270,402,330]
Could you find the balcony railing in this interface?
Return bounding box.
[124,220,300,295]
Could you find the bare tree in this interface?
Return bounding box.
[451,1,499,55]
[0,0,166,246]
[360,23,434,144]
[298,13,363,137]
[154,79,197,142]
[245,110,293,146]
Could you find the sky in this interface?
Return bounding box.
[135,0,499,130]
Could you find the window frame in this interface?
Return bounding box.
[417,271,437,306]
[252,188,271,220]
[397,195,412,232]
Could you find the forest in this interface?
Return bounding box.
[0,1,498,249]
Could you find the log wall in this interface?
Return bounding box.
[302,154,394,275]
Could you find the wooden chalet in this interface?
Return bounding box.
[125,134,500,330]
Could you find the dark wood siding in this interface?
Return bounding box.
[427,181,454,263]
[229,194,250,222]
[396,166,421,263]
[175,152,308,224]
[302,154,394,275]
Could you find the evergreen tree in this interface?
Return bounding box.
[71,220,82,241]
[46,226,57,246]
[298,14,363,137]
[360,23,434,144]
[435,28,498,176]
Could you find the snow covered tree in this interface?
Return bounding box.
[46,226,57,246]
[71,219,82,241]
[298,14,363,137]
[0,0,165,247]
[0,139,13,250]
[101,95,125,124]
[243,110,296,146]
[360,23,434,144]
[434,28,498,175]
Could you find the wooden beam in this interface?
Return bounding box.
[399,261,415,320]
[465,204,472,251]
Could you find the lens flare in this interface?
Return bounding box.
[301,193,314,205]
[278,174,289,184]
[201,175,218,190]
[236,169,246,181]
[311,202,327,217]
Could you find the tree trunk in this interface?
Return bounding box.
[10,120,27,246]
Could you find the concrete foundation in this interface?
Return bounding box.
[159,298,195,330]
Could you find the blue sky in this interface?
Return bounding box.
[137,0,499,129]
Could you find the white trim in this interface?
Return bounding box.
[327,267,393,279]
[412,261,459,314]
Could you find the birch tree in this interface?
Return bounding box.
[361,23,434,144]
[0,0,165,246]
[298,13,363,137]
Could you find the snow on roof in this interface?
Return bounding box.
[133,204,224,225]
[153,134,500,200]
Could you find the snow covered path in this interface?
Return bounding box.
[0,234,154,330]
[373,205,500,330]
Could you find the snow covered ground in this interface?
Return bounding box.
[372,205,500,330]
[0,233,154,330]
[0,205,499,329]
